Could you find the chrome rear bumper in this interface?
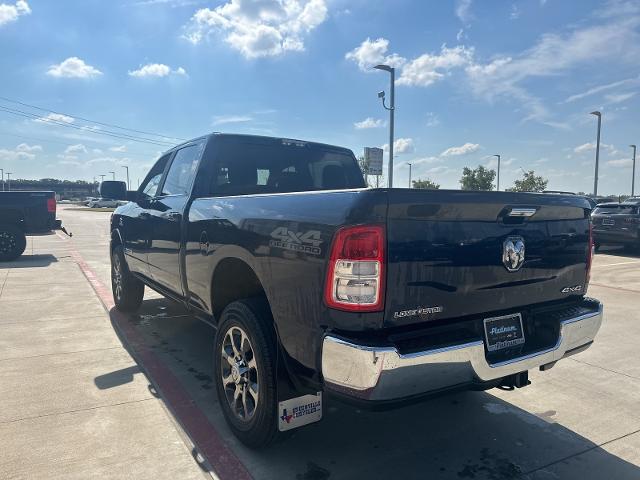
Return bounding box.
[322,302,603,402]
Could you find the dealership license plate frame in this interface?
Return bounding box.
[483,313,525,352]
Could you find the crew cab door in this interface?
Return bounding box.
[147,141,204,292]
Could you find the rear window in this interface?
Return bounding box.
[210,140,365,196]
[593,205,638,215]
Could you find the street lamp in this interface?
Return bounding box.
[407,163,412,188]
[109,171,115,181]
[374,64,395,188]
[6,172,12,191]
[99,174,105,183]
[590,111,602,196]
[493,154,501,191]
[631,144,637,197]
[0,168,3,191]
[122,165,130,190]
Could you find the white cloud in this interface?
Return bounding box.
[0,143,41,161]
[212,114,253,126]
[455,0,473,23]
[604,92,636,104]
[64,144,87,154]
[183,0,328,59]
[381,138,414,154]
[563,76,640,103]
[465,10,640,126]
[354,117,385,129]
[128,63,187,77]
[425,112,440,127]
[574,142,596,154]
[398,45,474,87]
[47,57,102,79]
[109,145,127,152]
[510,4,520,20]
[345,37,404,71]
[441,142,480,156]
[0,0,30,27]
[346,38,472,87]
[34,112,75,124]
[607,158,633,167]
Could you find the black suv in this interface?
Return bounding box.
[592,201,640,249]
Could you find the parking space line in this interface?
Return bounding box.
[67,248,253,480]
[593,260,640,268]
[590,283,640,294]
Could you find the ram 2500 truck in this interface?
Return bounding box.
[0,191,67,261]
[109,133,602,448]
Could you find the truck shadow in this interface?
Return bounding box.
[0,254,58,268]
[101,300,640,480]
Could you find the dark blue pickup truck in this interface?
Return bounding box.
[110,133,603,448]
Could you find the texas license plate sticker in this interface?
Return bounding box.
[278,392,323,431]
[483,313,525,352]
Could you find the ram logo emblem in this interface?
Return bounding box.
[502,236,525,272]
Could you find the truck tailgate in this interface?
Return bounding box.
[384,190,591,328]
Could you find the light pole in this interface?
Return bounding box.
[408,162,412,188]
[122,165,130,190]
[0,168,3,191]
[109,171,115,181]
[591,111,602,196]
[99,174,105,183]
[631,144,637,197]
[374,64,395,188]
[493,154,501,191]
[6,172,12,191]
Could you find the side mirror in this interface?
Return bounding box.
[99,181,127,200]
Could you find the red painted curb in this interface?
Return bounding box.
[68,249,253,480]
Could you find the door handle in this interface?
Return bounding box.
[165,212,181,221]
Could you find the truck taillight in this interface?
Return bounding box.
[47,197,56,213]
[585,223,594,292]
[324,225,385,312]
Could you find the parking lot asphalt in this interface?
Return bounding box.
[1,205,640,479]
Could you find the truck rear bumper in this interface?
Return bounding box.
[322,301,603,402]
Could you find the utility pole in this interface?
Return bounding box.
[374,64,395,188]
[493,154,501,191]
[408,163,412,188]
[591,111,602,196]
[122,165,130,190]
[6,172,12,191]
[631,144,637,197]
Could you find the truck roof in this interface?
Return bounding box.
[165,132,353,156]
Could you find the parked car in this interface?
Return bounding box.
[109,133,602,448]
[592,202,640,249]
[0,191,68,261]
[88,197,120,208]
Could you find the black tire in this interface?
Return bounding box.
[214,298,279,449]
[111,245,144,312]
[0,224,26,262]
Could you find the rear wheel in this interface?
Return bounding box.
[111,245,144,312]
[0,224,26,262]
[214,298,279,448]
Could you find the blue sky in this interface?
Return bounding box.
[0,0,639,193]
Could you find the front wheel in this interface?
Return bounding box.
[0,224,27,262]
[214,298,279,449]
[111,245,144,312]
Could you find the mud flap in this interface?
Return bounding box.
[278,392,323,431]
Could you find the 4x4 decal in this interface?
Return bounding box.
[270,227,322,255]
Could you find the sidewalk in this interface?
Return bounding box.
[0,234,208,480]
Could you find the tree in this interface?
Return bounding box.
[507,170,548,192]
[459,165,496,191]
[412,178,440,189]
